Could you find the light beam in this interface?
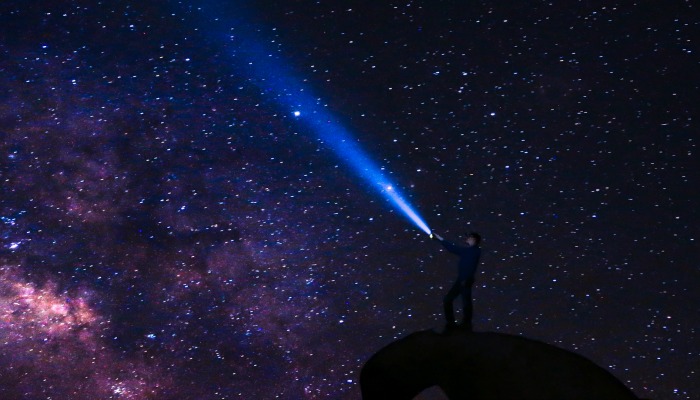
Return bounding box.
[194,3,431,235]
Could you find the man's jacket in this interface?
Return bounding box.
[440,240,481,282]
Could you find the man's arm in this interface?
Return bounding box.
[440,240,463,255]
[432,233,462,255]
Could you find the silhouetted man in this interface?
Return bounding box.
[431,232,481,330]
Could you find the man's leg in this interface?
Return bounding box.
[443,281,462,326]
[461,283,474,330]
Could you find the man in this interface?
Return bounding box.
[431,231,482,330]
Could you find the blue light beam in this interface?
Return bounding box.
[303,113,432,235]
[195,3,431,235]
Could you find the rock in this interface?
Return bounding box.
[360,329,639,399]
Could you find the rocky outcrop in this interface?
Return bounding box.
[361,329,639,399]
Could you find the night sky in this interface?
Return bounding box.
[1,1,697,399]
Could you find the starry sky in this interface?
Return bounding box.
[1,1,697,399]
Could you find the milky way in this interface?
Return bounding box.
[1,1,697,399]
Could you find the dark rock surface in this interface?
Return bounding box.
[360,328,639,399]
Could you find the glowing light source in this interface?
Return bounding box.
[193,3,431,235]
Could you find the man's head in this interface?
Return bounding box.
[465,232,481,247]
